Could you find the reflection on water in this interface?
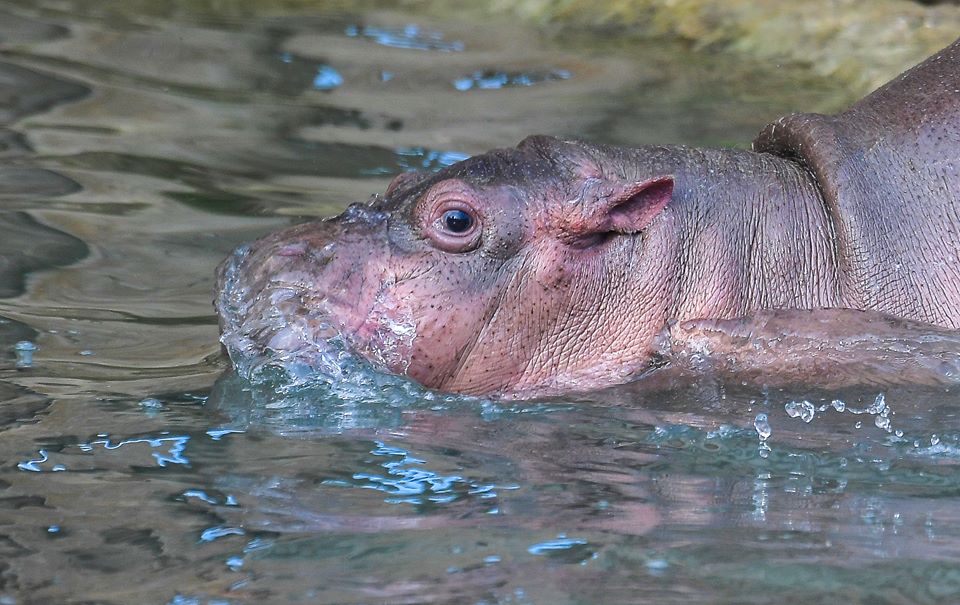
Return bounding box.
[345,23,465,52]
[0,0,958,603]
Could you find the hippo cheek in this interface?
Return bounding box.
[342,260,509,389]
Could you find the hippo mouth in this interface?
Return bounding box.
[214,201,425,394]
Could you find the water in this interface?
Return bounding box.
[1,1,957,603]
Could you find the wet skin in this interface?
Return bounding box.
[216,38,960,398]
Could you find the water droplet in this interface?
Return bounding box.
[754,413,772,457]
[867,393,887,415]
[784,400,816,423]
[875,415,891,432]
[14,340,36,368]
[646,558,669,574]
[754,413,772,440]
[139,397,163,409]
[313,65,343,91]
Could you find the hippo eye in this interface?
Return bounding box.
[421,188,482,253]
[442,209,473,233]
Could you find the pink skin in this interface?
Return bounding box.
[343,156,683,396]
[218,38,960,398]
[217,134,843,398]
[221,137,812,397]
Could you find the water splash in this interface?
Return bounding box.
[213,239,498,431]
[784,400,816,423]
[783,393,896,434]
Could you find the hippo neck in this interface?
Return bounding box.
[631,144,845,319]
[491,145,846,398]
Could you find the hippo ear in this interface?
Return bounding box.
[564,175,674,244]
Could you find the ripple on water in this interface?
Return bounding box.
[345,23,465,52]
[452,69,572,91]
[0,61,89,123]
[17,432,199,472]
[324,440,518,508]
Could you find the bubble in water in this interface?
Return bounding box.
[831,399,845,412]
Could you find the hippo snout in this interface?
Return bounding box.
[214,208,393,381]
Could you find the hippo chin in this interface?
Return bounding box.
[216,38,960,399]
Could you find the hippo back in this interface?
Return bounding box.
[754,38,960,328]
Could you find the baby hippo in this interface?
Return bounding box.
[217,38,960,398]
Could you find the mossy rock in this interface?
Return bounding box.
[425,0,960,95]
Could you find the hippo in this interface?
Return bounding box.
[216,38,960,398]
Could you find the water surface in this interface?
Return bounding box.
[0,2,956,603]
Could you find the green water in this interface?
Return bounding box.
[1,1,958,603]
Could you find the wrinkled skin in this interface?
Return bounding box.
[216,38,960,398]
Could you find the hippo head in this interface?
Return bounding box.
[216,135,677,398]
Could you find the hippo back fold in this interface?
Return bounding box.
[754,38,960,328]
